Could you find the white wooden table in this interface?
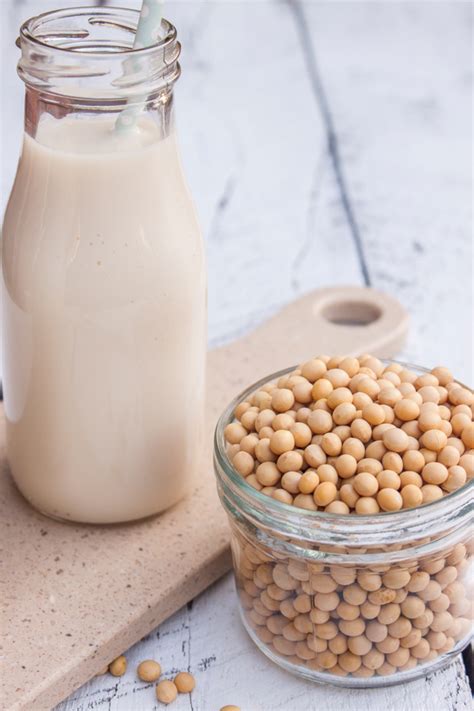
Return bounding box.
[1,1,472,709]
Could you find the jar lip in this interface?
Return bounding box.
[19,6,176,58]
[214,361,473,541]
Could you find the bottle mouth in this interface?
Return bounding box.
[17,6,181,101]
[18,6,177,55]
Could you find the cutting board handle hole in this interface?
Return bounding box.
[320,300,381,327]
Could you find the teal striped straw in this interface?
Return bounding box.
[115,0,164,132]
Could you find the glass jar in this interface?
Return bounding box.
[214,365,473,687]
[2,8,206,523]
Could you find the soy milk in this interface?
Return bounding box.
[2,116,206,522]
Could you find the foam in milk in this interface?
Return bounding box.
[2,116,206,523]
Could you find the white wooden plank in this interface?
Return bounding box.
[171,1,364,345]
[298,0,473,383]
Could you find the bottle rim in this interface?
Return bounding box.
[19,6,176,57]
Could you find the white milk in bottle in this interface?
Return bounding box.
[2,9,206,523]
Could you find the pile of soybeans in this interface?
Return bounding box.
[224,355,473,513]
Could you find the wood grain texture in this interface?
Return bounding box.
[0,0,472,709]
[292,0,473,383]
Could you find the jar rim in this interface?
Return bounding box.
[214,361,473,549]
[19,6,176,58]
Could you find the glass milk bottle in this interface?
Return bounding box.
[2,8,206,523]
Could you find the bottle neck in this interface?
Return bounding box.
[18,7,180,141]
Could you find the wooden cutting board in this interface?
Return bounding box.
[1,286,408,711]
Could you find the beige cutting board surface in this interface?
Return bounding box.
[1,286,408,711]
